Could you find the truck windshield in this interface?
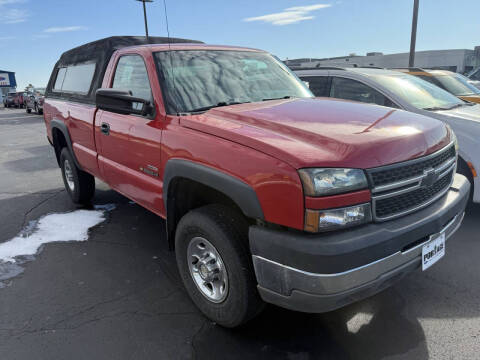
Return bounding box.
[373,74,465,111]
[155,50,313,114]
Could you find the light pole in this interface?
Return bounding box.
[136,0,153,41]
[408,0,419,67]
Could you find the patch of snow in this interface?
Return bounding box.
[346,312,374,333]
[0,210,105,263]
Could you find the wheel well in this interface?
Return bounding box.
[52,127,67,167]
[166,177,248,250]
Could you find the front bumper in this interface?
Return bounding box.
[250,174,470,313]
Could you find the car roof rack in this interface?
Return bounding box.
[390,67,427,72]
[353,66,384,69]
[288,66,347,71]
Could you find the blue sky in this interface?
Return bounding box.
[1,0,479,90]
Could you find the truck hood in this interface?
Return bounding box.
[180,98,451,169]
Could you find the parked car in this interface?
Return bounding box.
[4,91,16,107]
[466,67,480,89]
[44,37,469,327]
[25,87,45,114]
[295,67,479,204]
[392,68,480,104]
[13,91,26,108]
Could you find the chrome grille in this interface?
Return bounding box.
[370,146,456,187]
[367,143,456,221]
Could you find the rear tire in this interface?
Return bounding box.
[175,204,264,327]
[60,148,95,205]
[26,107,31,113]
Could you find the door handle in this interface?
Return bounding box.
[100,122,110,135]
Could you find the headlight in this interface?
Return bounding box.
[305,203,372,232]
[298,168,368,197]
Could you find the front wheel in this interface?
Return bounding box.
[60,148,95,205]
[175,204,264,327]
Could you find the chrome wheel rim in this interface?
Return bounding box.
[187,237,228,303]
[64,159,75,191]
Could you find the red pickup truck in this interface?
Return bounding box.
[43,36,470,327]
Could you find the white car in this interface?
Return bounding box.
[295,67,479,202]
[466,67,480,89]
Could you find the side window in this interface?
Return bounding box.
[112,55,152,101]
[301,76,330,97]
[330,77,396,107]
[52,63,95,94]
[62,63,96,94]
[53,68,67,91]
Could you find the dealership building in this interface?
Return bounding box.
[0,70,17,98]
[285,46,480,73]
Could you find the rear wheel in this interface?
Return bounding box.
[26,106,31,113]
[60,148,95,205]
[175,204,264,327]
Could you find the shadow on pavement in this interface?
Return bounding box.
[0,188,479,359]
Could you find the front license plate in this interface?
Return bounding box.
[422,232,446,271]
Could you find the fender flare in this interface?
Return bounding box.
[50,119,82,170]
[163,159,265,221]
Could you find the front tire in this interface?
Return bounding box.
[175,204,264,327]
[60,148,95,205]
[26,106,31,113]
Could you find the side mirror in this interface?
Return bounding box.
[95,88,153,116]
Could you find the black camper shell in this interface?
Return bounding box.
[45,36,203,104]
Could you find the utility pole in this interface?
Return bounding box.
[409,0,419,67]
[136,0,153,41]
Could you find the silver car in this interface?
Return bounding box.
[295,67,480,203]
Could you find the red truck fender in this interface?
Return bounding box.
[163,159,264,246]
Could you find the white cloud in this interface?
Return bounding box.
[43,25,88,33]
[0,0,27,5]
[0,8,28,23]
[244,4,331,25]
[0,36,15,40]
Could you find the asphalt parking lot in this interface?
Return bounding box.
[0,107,479,360]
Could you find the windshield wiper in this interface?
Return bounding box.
[181,101,250,114]
[446,103,465,110]
[262,95,294,101]
[422,106,450,111]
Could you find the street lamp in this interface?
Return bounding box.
[136,0,154,41]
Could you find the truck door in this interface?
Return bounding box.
[95,54,162,213]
